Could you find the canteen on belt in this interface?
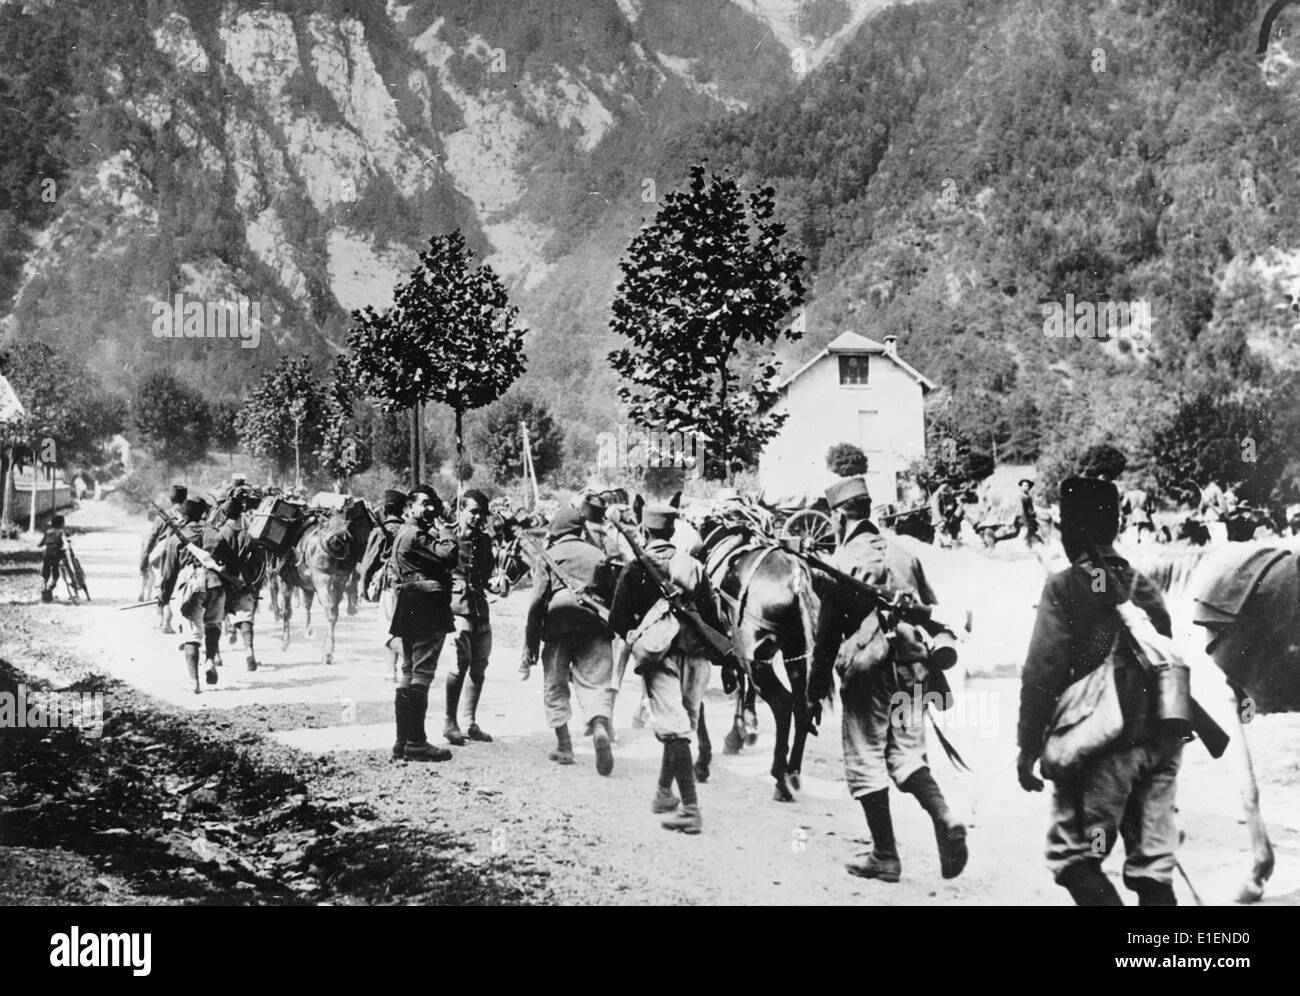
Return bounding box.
[1156,662,1193,740]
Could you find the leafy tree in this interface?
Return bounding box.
[1077,443,1128,481]
[609,165,805,482]
[209,399,242,457]
[2,340,124,466]
[234,356,327,484]
[317,357,372,489]
[475,390,564,485]
[131,370,212,468]
[1146,391,1295,504]
[348,230,526,488]
[825,442,868,477]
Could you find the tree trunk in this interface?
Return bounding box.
[455,406,465,509]
[409,404,421,487]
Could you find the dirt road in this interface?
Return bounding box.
[3,501,1298,905]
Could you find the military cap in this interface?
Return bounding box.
[231,473,248,485]
[382,489,408,514]
[580,492,607,523]
[548,505,585,538]
[182,497,210,522]
[1018,478,1035,489]
[642,504,678,530]
[170,484,189,505]
[1059,476,1120,542]
[826,476,871,509]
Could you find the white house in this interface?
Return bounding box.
[759,331,935,506]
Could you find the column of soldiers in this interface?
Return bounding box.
[139,463,1186,900]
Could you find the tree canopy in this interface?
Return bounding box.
[609,165,805,481]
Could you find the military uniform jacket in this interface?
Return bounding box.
[451,526,494,619]
[524,533,613,654]
[217,519,263,596]
[1018,547,1170,756]
[608,538,723,657]
[812,519,939,694]
[387,522,458,637]
[360,514,402,596]
[157,521,233,606]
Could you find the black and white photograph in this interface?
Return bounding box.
[0,0,1296,939]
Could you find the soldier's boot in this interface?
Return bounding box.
[1127,876,1177,907]
[41,585,53,603]
[184,645,201,695]
[548,724,575,765]
[652,746,680,812]
[205,626,223,670]
[592,716,614,776]
[443,671,467,746]
[463,676,493,742]
[239,623,258,671]
[661,739,702,834]
[846,789,901,882]
[203,628,219,685]
[901,767,968,879]
[391,687,411,761]
[403,686,452,762]
[1058,861,1123,906]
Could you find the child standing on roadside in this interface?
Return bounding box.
[39,514,66,603]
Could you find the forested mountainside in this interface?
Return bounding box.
[4,0,1300,496]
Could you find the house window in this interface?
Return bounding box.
[839,354,869,385]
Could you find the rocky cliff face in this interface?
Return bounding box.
[1,0,894,395]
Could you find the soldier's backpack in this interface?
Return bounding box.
[360,524,395,601]
[626,546,704,672]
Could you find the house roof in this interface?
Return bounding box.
[777,331,937,392]
[0,374,25,426]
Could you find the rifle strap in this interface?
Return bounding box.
[925,706,972,773]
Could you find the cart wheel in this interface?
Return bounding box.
[780,509,837,555]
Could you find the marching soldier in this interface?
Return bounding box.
[1017,476,1181,906]
[1019,478,1042,547]
[810,476,968,883]
[523,505,617,774]
[361,489,408,679]
[157,497,235,693]
[141,484,187,632]
[216,489,265,672]
[445,489,496,745]
[388,484,458,763]
[608,503,723,835]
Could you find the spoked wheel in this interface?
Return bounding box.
[62,545,90,601]
[779,509,837,555]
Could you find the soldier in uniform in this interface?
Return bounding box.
[388,484,458,762]
[216,489,265,672]
[608,503,723,834]
[810,476,968,883]
[524,505,617,774]
[361,489,408,680]
[1019,478,1042,547]
[157,497,235,693]
[1017,476,1181,906]
[141,484,188,632]
[444,489,495,745]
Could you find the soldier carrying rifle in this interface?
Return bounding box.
[608,504,731,835]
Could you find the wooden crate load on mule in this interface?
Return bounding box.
[248,495,303,555]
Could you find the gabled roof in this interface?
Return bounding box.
[777,331,937,392]
[0,374,25,426]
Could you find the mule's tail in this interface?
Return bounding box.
[791,560,829,712]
